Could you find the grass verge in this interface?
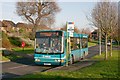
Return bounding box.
[88,42,97,47]
[1,47,34,62]
[2,53,23,61]
[12,47,34,54]
[1,56,10,62]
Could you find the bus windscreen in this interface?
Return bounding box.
[35,37,62,53]
[35,31,63,53]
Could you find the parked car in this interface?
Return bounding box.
[107,42,111,46]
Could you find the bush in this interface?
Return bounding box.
[19,28,24,33]
[8,37,31,47]
[2,31,12,49]
[8,37,22,47]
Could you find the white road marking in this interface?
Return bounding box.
[9,65,28,70]
[8,64,35,70]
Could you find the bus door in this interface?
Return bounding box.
[65,36,71,65]
[68,37,71,59]
[80,38,83,60]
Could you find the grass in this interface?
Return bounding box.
[1,53,22,62]
[1,47,34,62]
[113,44,120,47]
[88,41,97,47]
[1,53,23,61]
[5,54,23,61]
[12,47,34,54]
[20,50,119,79]
[2,56,10,61]
[0,50,9,62]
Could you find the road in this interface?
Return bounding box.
[86,45,105,59]
[2,45,118,79]
[2,56,56,78]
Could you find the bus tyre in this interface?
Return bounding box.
[70,55,74,65]
[81,53,85,60]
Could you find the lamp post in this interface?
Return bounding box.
[99,28,101,55]
[66,22,69,66]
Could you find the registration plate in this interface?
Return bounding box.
[44,63,51,65]
[43,55,50,58]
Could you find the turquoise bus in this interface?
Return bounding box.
[34,30,88,66]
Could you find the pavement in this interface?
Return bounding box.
[0,60,10,63]
[46,60,96,72]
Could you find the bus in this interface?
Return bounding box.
[34,30,88,66]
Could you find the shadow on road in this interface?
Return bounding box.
[2,49,35,66]
[11,57,35,66]
[2,72,20,79]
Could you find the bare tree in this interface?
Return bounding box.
[91,1,118,60]
[108,3,118,57]
[113,25,119,46]
[80,28,92,41]
[80,28,91,35]
[16,0,60,38]
[114,2,120,46]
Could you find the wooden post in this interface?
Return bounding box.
[105,34,108,60]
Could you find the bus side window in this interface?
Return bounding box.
[70,38,74,50]
[77,38,80,49]
[82,38,87,48]
[73,38,77,50]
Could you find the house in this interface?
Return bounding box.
[91,29,98,40]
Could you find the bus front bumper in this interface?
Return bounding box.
[35,61,66,66]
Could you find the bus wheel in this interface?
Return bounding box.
[81,52,85,60]
[70,55,74,64]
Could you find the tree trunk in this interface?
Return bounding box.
[105,34,108,60]
[99,29,101,55]
[110,38,112,56]
[30,25,37,40]
[33,27,36,35]
[118,41,120,46]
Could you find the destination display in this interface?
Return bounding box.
[36,31,62,37]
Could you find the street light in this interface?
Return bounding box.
[99,28,101,55]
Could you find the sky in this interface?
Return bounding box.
[55,2,96,30]
[0,0,119,31]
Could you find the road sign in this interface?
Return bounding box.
[21,41,25,48]
[66,22,74,66]
[67,22,74,37]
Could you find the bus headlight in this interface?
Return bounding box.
[35,59,40,62]
[55,59,64,62]
[55,59,59,62]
